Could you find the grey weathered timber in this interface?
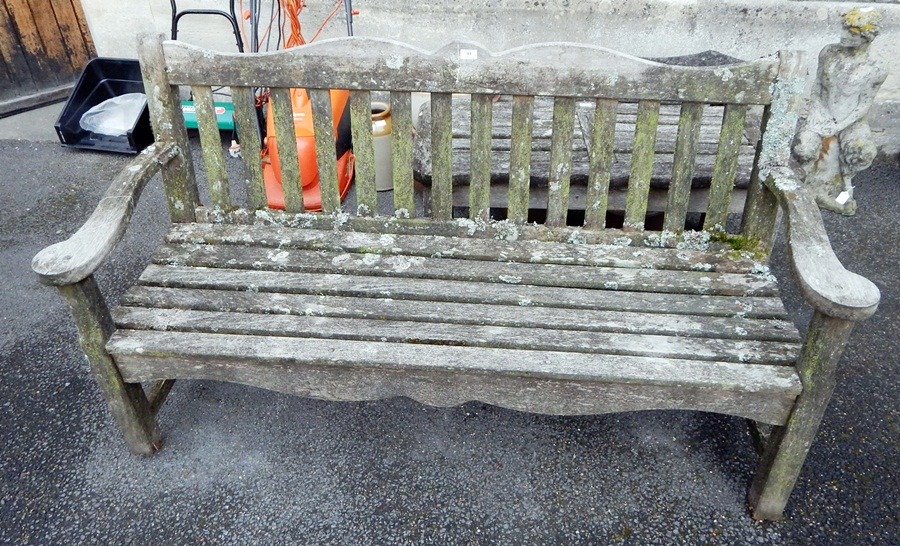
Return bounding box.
[190,85,231,211]
[742,51,807,256]
[748,312,854,520]
[390,91,415,216]
[231,86,267,209]
[506,95,534,223]
[59,277,161,455]
[268,87,304,213]
[414,97,759,193]
[123,284,793,332]
[772,182,880,320]
[161,38,779,103]
[32,143,175,285]
[429,93,454,221]
[663,102,704,232]
[147,379,176,417]
[309,88,341,213]
[137,34,198,222]
[348,90,377,215]
[469,94,493,220]
[112,307,799,365]
[584,99,617,228]
[33,31,886,521]
[195,206,750,247]
[150,245,778,297]
[108,329,800,424]
[624,101,661,229]
[162,224,767,274]
[706,104,747,229]
[546,97,575,227]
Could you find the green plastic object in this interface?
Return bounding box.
[181,100,235,131]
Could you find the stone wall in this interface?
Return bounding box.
[78,0,899,157]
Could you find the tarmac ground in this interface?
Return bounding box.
[0,104,897,544]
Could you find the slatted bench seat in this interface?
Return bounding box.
[108,221,803,422]
[32,34,880,521]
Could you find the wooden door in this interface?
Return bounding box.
[0,0,95,116]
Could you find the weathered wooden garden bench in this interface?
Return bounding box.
[33,34,881,521]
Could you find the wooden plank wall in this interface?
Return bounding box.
[0,0,94,115]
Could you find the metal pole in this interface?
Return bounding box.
[249,0,259,52]
[344,0,354,36]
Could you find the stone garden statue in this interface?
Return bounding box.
[792,8,887,215]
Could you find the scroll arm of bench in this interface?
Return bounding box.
[768,172,880,321]
[32,142,178,286]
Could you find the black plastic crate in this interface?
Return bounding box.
[55,58,154,154]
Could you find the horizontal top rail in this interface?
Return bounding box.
[161,37,783,104]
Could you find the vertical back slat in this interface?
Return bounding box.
[705,104,747,229]
[545,97,575,227]
[741,106,779,251]
[507,95,534,224]
[624,100,661,230]
[190,85,231,210]
[469,93,493,221]
[430,92,454,221]
[663,102,705,232]
[390,91,415,216]
[349,90,377,215]
[231,86,267,209]
[584,98,617,229]
[137,34,198,222]
[269,87,304,213]
[309,89,341,213]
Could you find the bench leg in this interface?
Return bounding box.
[748,312,855,520]
[58,276,162,456]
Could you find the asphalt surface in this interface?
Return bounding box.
[0,131,897,544]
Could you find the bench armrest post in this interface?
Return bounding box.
[31,142,176,286]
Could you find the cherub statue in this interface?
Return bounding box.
[792,8,887,215]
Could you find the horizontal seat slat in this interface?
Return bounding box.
[166,224,763,274]
[108,330,800,424]
[152,244,777,297]
[127,275,798,342]
[133,265,791,329]
[108,330,800,389]
[153,240,777,296]
[112,307,800,364]
[193,209,747,248]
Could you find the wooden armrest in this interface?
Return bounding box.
[771,173,880,321]
[32,143,177,286]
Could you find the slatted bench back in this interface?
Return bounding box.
[138,35,803,247]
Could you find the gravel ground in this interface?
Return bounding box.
[0,140,897,545]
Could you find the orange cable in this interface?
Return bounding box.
[237,0,250,50]
[309,0,344,43]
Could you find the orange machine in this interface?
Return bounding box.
[261,87,354,211]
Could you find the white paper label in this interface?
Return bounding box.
[460,49,478,60]
[836,191,851,205]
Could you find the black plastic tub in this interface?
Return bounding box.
[55,58,154,154]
